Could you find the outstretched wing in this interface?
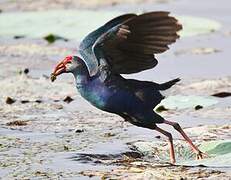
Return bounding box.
[79,14,137,76]
[80,12,182,76]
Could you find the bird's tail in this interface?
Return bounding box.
[158,78,180,90]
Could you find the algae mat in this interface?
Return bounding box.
[0,10,221,40]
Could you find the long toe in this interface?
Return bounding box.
[196,151,208,160]
[171,158,176,165]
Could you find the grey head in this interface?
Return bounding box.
[50,55,89,82]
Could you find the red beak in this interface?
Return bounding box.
[51,61,66,82]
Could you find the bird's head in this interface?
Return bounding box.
[51,55,81,82]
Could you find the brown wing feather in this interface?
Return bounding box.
[99,11,182,74]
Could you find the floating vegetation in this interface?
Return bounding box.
[5,97,16,104]
[63,96,74,103]
[6,120,28,126]
[175,47,221,56]
[44,33,68,44]
[200,141,231,156]
[75,129,84,133]
[181,140,231,167]
[20,100,30,104]
[212,92,231,98]
[177,16,221,37]
[14,35,25,39]
[155,105,169,113]
[0,10,221,40]
[194,105,203,110]
[157,95,217,110]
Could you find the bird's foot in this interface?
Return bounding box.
[170,158,176,165]
[171,159,176,165]
[195,151,208,160]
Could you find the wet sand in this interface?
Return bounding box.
[0,0,231,179]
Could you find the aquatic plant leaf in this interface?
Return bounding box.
[212,92,231,98]
[0,10,221,41]
[0,10,120,40]
[199,140,231,156]
[177,15,221,37]
[157,95,218,110]
[44,34,68,43]
[180,140,231,167]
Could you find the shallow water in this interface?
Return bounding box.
[0,0,231,179]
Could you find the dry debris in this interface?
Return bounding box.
[6,120,28,126]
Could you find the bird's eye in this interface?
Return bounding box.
[66,61,72,64]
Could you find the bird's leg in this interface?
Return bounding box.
[154,125,176,164]
[163,120,207,160]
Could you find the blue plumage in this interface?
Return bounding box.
[51,12,205,163]
[72,58,176,128]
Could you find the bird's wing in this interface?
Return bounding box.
[79,14,137,76]
[80,12,182,76]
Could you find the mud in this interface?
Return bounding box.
[0,0,231,179]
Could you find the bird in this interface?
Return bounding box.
[51,11,206,164]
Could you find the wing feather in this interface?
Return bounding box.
[79,11,182,75]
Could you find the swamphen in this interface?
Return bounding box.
[51,12,206,164]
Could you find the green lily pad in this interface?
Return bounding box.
[132,140,231,167]
[0,10,221,40]
[0,10,120,40]
[181,140,231,167]
[200,140,231,156]
[178,16,221,37]
[157,95,218,110]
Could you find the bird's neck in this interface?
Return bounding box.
[72,61,90,88]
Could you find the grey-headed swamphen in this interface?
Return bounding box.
[51,12,206,163]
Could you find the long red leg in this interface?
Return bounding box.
[164,120,206,159]
[154,126,176,164]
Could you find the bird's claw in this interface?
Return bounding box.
[196,151,208,160]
